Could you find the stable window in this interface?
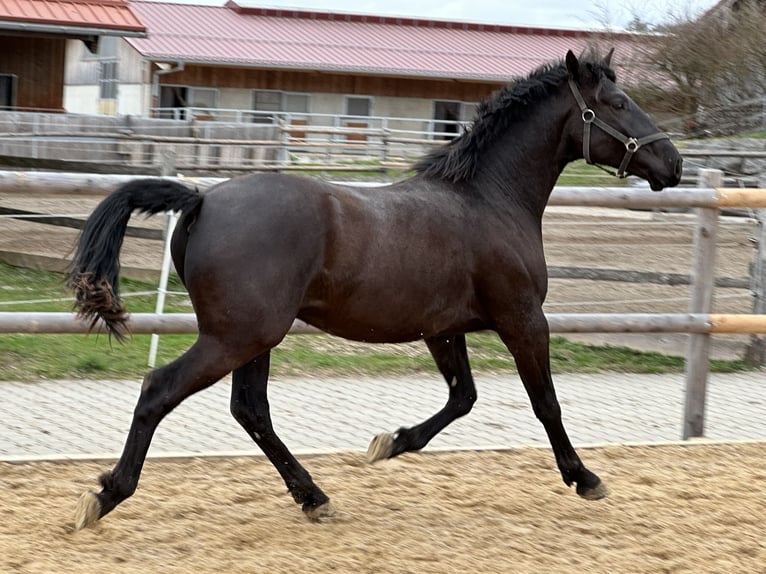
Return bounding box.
[344,96,372,142]
[345,96,372,117]
[189,88,216,108]
[97,36,119,114]
[99,60,118,100]
[252,90,309,123]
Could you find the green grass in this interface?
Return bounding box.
[731,131,766,139]
[0,263,752,381]
[556,160,630,186]
[279,157,630,184]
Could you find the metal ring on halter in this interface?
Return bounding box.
[582,109,595,123]
[625,138,639,152]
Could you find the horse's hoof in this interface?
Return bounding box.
[74,491,101,531]
[304,501,336,521]
[577,480,609,500]
[367,433,394,463]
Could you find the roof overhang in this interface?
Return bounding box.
[0,20,146,38]
[0,0,147,43]
[139,55,514,83]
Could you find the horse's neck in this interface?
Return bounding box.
[476,94,573,217]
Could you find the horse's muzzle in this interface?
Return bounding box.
[674,156,684,181]
[648,155,683,191]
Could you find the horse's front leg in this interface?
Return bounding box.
[367,334,477,461]
[230,351,334,519]
[496,309,607,499]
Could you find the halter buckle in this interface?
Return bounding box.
[581,109,595,123]
[625,138,639,153]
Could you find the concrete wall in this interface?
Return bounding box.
[0,111,280,171]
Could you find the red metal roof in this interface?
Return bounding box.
[127,1,636,82]
[0,0,146,34]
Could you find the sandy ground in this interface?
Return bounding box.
[1,443,764,573]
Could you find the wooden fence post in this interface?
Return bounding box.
[744,176,766,366]
[683,168,723,439]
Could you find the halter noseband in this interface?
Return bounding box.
[568,77,670,179]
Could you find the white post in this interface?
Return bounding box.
[148,150,177,368]
[147,213,178,367]
[682,168,723,439]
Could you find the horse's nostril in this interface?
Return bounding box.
[674,157,683,179]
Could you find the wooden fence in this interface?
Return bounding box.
[0,169,765,440]
[2,110,765,183]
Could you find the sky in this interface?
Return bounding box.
[169,0,721,29]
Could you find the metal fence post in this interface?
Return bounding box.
[683,168,723,439]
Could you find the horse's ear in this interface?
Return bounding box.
[565,50,580,78]
[603,47,615,67]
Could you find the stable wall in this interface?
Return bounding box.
[0,35,66,111]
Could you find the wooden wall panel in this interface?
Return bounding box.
[162,64,502,102]
[0,36,65,111]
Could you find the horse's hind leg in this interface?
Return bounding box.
[367,334,476,462]
[230,351,334,519]
[496,310,607,500]
[74,336,237,530]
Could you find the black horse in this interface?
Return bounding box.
[68,50,682,529]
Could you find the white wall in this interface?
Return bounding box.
[117,84,147,116]
[63,85,99,114]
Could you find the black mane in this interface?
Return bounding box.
[413,57,616,183]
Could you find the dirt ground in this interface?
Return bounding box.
[1,443,764,573]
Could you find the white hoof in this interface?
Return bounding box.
[367,432,394,463]
[74,491,101,531]
[579,480,609,500]
[305,501,336,520]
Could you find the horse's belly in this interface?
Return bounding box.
[298,292,484,343]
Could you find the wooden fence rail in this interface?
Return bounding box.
[2,169,766,206]
[1,312,764,335]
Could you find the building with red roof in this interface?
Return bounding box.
[59,1,639,128]
[0,0,146,110]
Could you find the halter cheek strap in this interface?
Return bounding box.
[568,77,670,178]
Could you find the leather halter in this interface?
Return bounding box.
[568,77,670,178]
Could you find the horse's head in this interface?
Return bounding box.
[564,50,683,191]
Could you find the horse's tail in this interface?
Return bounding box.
[67,178,203,341]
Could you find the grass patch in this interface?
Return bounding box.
[556,160,630,186]
[0,263,753,381]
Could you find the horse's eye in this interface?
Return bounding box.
[611,100,627,111]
